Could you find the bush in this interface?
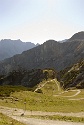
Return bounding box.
[36,89,43,93]
[0,85,28,97]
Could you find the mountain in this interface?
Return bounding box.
[0,32,84,74]
[0,39,37,61]
[70,31,84,41]
[0,69,56,88]
[58,39,68,43]
[58,31,84,43]
[58,59,84,89]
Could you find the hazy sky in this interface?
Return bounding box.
[0,0,84,44]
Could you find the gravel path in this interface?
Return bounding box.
[61,90,81,97]
[10,116,84,125]
[0,106,84,125]
[34,79,81,99]
[0,106,84,117]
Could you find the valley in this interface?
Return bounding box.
[0,0,84,123]
[0,32,84,124]
[0,69,84,125]
[0,78,84,125]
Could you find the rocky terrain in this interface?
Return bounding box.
[58,59,84,89]
[0,32,84,75]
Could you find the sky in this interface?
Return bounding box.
[0,0,84,44]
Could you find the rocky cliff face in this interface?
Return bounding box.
[58,59,84,89]
[70,31,84,41]
[0,32,84,74]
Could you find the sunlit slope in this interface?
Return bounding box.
[35,78,61,95]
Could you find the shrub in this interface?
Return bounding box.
[36,89,43,93]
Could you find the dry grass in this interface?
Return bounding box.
[0,89,84,113]
[0,113,26,125]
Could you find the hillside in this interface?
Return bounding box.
[0,69,56,91]
[58,59,84,89]
[0,60,83,91]
[0,39,37,61]
[0,32,84,74]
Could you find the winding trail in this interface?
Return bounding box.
[0,79,83,124]
[34,79,60,92]
[34,79,81,99]
[0,106,84,118]
[34,79,55,92]
[53,79,60,91]
[0,106,84,125]
[11,116,84,125]
[54,89,81,98]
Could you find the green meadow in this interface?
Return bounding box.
[0,83,84,113]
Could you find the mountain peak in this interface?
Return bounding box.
[43,39,58,45]
[45,39,57,43]
[70,31,84,41]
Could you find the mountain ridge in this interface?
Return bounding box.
[69,31,84,41]
[0,39,38,61]
[0,31,84,74]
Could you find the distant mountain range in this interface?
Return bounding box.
[0,39,38,61]
[0,31,84,74]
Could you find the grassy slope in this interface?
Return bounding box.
[0,78,84,113]
[40,79,61,95]
[58,59,84,89]
[0,113,25,125]
[0,79,84,123]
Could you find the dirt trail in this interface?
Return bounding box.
[0,80,83,125]
[53,86,81,98]
[0,106,84,118]
[63,90,81,97]
[10,116,84,125]
[34,79,60,92]
[0,106,83,117]
[0,106,84,125]
[34,79,81,99]
[34,79,54,92]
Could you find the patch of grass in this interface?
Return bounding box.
[0,85,29,97]
[41,79,61,95]
[28,115,84,123]
[58,90,77,97]
[0,113,25,125]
